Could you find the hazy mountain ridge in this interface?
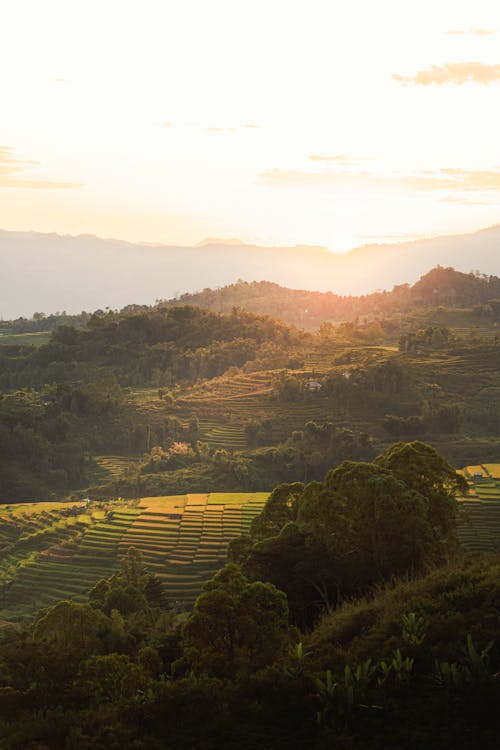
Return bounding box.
[1,225,500,318]
[161,267,500,329]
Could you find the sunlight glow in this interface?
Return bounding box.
[0,0,499,251]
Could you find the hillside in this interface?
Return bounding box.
[1,464,498,626]
[1,225,500,318]
[0,493,268,621]
[1,297,499,504]
[0,450,498,749]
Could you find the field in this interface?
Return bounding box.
[173,364,362,449]
[1,460,499,624]
[456,464,500,554]
[0,493,268,622]
[0,331,51,347]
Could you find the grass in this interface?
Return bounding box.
[206,492,268,505]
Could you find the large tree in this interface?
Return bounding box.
[236,442,466,623]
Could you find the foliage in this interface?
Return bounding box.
[234,442,464,624]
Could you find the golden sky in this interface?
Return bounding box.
[1,0,500,252]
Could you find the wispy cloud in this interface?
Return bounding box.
[0,146,82,189]
[259,163,500,195]
[440,194,496,206]
[447,28,496,36]
[403,168,500,191]
[308,154,367,166]
[393,61,500,85]
[206,124,261,133]
[259,167,362,188]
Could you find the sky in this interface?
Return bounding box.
[1,0,500,252]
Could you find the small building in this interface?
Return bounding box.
[306,380,322,392]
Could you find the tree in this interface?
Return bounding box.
[177,564,290,679]
[33,601,111,656]
[237,442,467,623]
[250,482,304,541]
[375,440,466,559]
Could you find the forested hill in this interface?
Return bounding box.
[0,305,302,390]
[3,266,500,335]
[161,266,500,329]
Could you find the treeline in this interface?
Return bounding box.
[0,310,92,335]
[98,423,376,499]
[0,306,302,390]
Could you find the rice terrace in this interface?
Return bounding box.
[1,466,499,625]
[0,493,268,622]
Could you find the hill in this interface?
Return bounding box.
[1,224,500,318]
[163,266,500,329]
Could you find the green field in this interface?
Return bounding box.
[0,493,268,622]
[456,464,500,554]
[0,331,51,347]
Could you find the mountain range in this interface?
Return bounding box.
[1,224,499,319]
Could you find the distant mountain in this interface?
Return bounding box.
[1,225,499,318]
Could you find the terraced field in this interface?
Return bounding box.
[456,464,500,553]
[451,325,497,342]
[3,456,496,623]
[177,369,339,447]
[94,455,140,478]
[197,420,247,449]
[0,493,268,622]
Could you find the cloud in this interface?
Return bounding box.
[259,167,359,188]
[440,194,496,206]
[0,146,82,189]
[259,163,500,195]
[393,61,500,85]
[206,124,260,133]
[447,28,495,36]
[308,154,367,166]
[401,168,500,191]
